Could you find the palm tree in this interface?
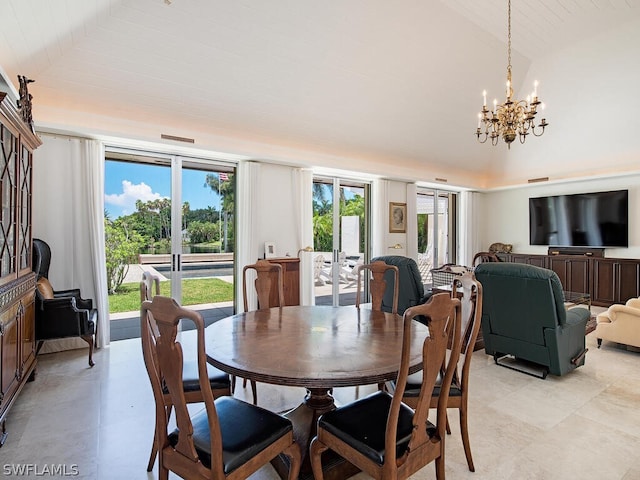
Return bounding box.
[205,173,235,252]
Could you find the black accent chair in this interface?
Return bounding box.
[371,255,430,315]
[32,239,97,367]
[475,262,589,377]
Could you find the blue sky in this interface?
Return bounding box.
[104,160,223,218]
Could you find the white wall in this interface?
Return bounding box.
[493,17,640,187]
[479,174,640,259]
[252,163,300,260]
[384,181,409,256]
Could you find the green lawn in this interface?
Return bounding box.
[108,277,234,313]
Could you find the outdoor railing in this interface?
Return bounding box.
[138,253,234,264]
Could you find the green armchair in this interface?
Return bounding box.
[475,262,589,377]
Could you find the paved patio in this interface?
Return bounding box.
[110,263,358,341]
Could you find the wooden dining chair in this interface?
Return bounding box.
[238,260,284,404]
[140,273,232,472]
[355,260,400,314]
[401,272,483,472]
[242,259,284,311]
[472,251,501,266]
[141,295,301,480]
[309,293,462,480]
[355,260,400,390]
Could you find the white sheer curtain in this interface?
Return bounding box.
[33,135,110,351]
[371,179,389,258]
[235,161,261,312]
[292,168,314,305]
[406,183,418,259]
[459,190,480,266]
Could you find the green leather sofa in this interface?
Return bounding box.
[475,262,589,377]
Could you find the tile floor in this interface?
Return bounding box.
[2,326,640,479]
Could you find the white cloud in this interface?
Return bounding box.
[105,180,166,216]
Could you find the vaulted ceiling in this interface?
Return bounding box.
[2,0,640,188]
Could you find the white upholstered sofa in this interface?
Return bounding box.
[595,297,640,349]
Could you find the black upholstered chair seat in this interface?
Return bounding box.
[318,391,433,465]
[404,371,462,398]
[35,294,97,340]
[169,396,293,474]
[310,294,462,480]
[163,361,230,394]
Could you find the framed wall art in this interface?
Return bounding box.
[389,202,407,233]
[264,242,277,258]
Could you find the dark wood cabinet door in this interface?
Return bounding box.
[547,256,568,288]
[547,256,589,293]
[509,254,547,267]
[529,256,547,268]
[567,257,590,293]
[592,258,640,305]
[20,289,36,375]
[616,260,640,304]
[592,259,616,305]
[0,304,20,408]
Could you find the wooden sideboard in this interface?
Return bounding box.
[496,253,640,307]
[0,90,41,445]
[266,257,300,306]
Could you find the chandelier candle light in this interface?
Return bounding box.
[476,0,548,148]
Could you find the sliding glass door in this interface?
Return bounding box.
[104,150,235,318]
[312,177,369,306]
[416,189,457,286]
[178,160,235,306]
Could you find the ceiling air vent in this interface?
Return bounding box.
[528,177,549,183]
[161,134,195,143]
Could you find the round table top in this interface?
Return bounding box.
[205,305,429,389]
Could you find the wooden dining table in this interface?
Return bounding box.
[205,305,429,480]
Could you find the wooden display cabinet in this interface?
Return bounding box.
[0,90,41,446]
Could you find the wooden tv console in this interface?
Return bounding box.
[496,251,640,307]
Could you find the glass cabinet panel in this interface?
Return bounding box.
[0,124,17,279]
[18,145,32,273]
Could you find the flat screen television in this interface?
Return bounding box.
[529,190,628,247]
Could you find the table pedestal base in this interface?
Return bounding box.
[271,388,359,480]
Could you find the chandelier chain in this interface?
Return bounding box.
[475,0,548,148]
[507,0,511,70]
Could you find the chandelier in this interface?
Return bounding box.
[476,0,548,148]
